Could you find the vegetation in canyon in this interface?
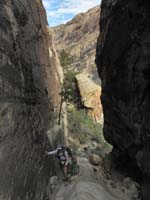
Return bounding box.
[60,51,106,150]
[59,49,74,68]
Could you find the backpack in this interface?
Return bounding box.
[57,147,72,161]
[57,148,66,161]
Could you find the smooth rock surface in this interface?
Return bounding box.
[0,0,62,199]
[96,0,150,199]
[52,157,116,200]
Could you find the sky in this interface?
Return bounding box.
[43,0,101,27]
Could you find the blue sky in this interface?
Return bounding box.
[43,0,101,27]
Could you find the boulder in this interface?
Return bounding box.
[50,176,59,186]
[122,177,140,199]
[76,73,103,123]
[89,154,101,166]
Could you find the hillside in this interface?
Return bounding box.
[52,6,100,84]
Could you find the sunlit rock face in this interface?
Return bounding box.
[47,29,64,113]
[0,0,61,199]
[76,73,103,123]
[96,0,150,199]
[52,6,101,84]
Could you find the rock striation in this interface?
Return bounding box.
[76,74,103,123]
[96,0,150,199]
[47,29,64,112]
[0,0,62,199]
[52,6,100,84]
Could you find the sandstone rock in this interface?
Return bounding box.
[89,154,101,166]
[76,73,103,123]
[122,177,140,200]
[96,0,150,198]
[0,0,62,199]
[47,29,64,112]
[50,176,59,186]
[46,176,59,197]
[52,6,101,84]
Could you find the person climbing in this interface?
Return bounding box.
[45,144,72,181]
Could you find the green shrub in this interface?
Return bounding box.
[68,109,105,145]
[59,49,73,67]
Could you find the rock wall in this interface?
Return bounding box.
[0,0,61,199]
[47,29,64,113]
[96,0,150,199]
[76,73,103,123]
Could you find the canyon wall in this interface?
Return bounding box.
[0,0,62,199]
[52,6,100,84]
[96,0,150,199]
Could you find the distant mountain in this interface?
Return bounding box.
[52,5,101,84]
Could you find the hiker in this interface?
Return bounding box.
[45,144,72,181]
